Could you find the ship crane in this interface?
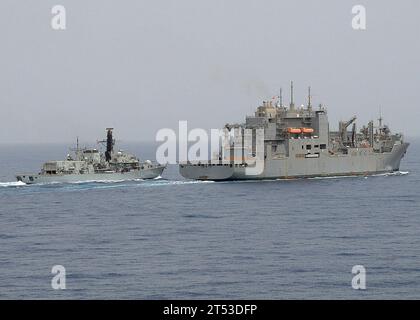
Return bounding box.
[339,116,357,147]
[351,122,357,147]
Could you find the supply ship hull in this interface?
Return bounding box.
[180,142,408,181]
[180,83,409,181]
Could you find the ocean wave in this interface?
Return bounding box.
[140,179,214,187]
[284,171,410,181]
[0,181,26,187]
[0,178,213,192]
[66,179,144,184]
[45,179,214,191]
[0,171,408,190]
[372,171,409,177]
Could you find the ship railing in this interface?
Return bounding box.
[179,159,256,166]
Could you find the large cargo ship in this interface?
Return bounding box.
[180,83,409,181]
[16,128,165,184]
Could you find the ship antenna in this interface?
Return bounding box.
[290,81,295,110]
[307,86,312,111]
[279,87,283,107]
[378,106,383,128]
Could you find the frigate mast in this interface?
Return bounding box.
[378,107,383,128]
[289,81,295,110]
[277,88,283,108]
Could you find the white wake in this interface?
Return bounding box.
[0,181,27,187]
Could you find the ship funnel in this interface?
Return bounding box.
[105,128,114,162]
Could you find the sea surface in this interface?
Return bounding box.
[0,141,419,299]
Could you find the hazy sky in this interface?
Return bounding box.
[0,0,419,144]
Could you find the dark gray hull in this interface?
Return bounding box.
[180,143,409,181]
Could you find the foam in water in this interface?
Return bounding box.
[0,181,26,187]
[372,171,410,177]
[275,171,410,181]
[0,171,409,190]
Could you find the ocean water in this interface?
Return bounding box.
[0,141,419,299]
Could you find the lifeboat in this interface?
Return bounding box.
[287,128,302,134]
[301,127,314,134]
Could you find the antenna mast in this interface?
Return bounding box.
[378,106,383,128]
[290,81,295,110]
[307,86,312,111]
[279,88,283,107]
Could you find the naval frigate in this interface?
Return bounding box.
[16,128,165,184]
[180,83,409,181]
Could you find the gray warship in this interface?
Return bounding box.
[180,83,409,181]
[16,128,165,184]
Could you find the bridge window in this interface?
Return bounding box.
[306,145,312,150]
[320,144,327,149]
